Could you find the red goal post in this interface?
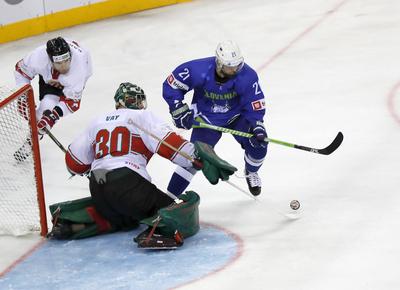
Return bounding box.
[0,84,47,236]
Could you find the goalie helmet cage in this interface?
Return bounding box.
[0,84,47,236]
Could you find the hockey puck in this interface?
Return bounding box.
[290,200,300,210]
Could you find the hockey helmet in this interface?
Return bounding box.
[215,40,244,77]
[46,37,71,63]
[114,82,147,110]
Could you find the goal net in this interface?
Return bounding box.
[0,84,47,236]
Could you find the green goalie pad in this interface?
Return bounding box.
[48,197,115,239]
[140,191,200,238]
[194,141,238,184]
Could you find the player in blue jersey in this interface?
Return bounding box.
[163,40,268,196]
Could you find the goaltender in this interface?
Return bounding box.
[47,82,236,248]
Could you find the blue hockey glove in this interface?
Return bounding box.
[169,102,194,130]
[249,121,267,148]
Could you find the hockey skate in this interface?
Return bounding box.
[13,138,32,162]
[245,170,262,196]
[47,207,73,240]
[47,221,74,240]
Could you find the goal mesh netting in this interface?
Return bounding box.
[0,84,47,236]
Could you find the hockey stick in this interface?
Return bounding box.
[192,121,343,155]
[130,119,303,219]
[43,128,67,153]
[127,118,258,201]
[42,128,92,180]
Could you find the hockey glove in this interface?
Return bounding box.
[194,141,237,184]
[249,121,268,148]
[169,102,194,130]
[37,106,63,135]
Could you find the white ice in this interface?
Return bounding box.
[1,0,400,289]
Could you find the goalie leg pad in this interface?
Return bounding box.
[48,196,115,239]
[134,191,200,248]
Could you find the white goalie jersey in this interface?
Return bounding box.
[66,108,195,181]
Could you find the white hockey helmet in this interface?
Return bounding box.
[215,40,244,76]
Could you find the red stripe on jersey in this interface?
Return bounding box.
[65,149,90,175]
[15,60,33,80]
[60,95,81,113]
[131,134,153,162]
[157,132,187,161]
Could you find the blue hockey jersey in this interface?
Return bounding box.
[163,57,266,127]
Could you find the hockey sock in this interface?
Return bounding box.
[244,153,264,172]
[167,166,196,196]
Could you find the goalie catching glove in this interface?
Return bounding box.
[192,141,237,184]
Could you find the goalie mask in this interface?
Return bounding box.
[114,82,147,110]
[215,40,244,78]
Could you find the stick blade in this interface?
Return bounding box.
[318,132,344,155]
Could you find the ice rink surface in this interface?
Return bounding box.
[1,0,400,289]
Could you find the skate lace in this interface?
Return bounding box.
[246,171,261,187]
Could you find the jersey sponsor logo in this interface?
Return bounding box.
[124,161,141,170]
[167,74,189,91]
[251,99,265,111]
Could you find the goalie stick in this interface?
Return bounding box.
[192,121,344,155]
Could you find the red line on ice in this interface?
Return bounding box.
[172,222,245,290]
[388,81,400,125]
[0,239,46,278]
[257,0,350,72]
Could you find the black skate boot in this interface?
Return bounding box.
[245,170,262,196]
[47,206,74,240]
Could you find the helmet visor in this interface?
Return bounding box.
[220,62,244,77]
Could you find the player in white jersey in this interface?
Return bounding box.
[62,83,236,243]
[14,36,92,135]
